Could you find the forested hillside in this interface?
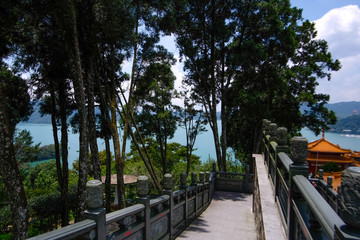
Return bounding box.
[326,101,360,119]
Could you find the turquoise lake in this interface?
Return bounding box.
[17,123,360,168]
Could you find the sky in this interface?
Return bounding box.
[290,0,360,103]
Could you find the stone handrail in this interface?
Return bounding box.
[261,119,360,240]
[27,165,253,240]
[292,175,344,239]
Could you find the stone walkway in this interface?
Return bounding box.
[176,191,257,240]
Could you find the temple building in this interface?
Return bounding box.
[307,132,355,174]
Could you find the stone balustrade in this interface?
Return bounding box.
[259,119,360,240]
[27,166,254,240]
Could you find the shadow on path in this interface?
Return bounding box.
[212,190,251,202]
[176,191,256,240]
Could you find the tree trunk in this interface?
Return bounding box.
[209,0,224,171]
[58,80,69,226]
[0,82,28,239]
[96,74,113,212]
[66,0,89,221]
[108,45,125,209]
[86,64,101,180]
[110,95,126,209]
[104,135,112,212]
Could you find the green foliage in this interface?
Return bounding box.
[0,176,7,204]
[0,64,33,134]
[73,149,115,177]
[126,139,202,187]
[27,185,77,233]
[24,160,59,197]
[0,205,11,234]
[13,129,40,163]
[37,144,59,161]
[322,162,341,173]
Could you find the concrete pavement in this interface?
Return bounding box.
[176,191,257,240]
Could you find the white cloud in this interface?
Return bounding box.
[314,5,360,58]
[313,5,360,103]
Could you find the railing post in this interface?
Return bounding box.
[274,127,288,200]
[263,120,271,167]
[318,169,324,180]
[180,172,189,226]
[199,172,205,210]
[327,176,333,189]
[261,119,270,154]
[137,176,150,240]
[336,167,360,239]
[269,123,278,142]
[288,136,309,239]
[245,165,250,193]
[191,172,198,216]
[83,180,106,240]
[205,171,211,204]
[163,173,174,239]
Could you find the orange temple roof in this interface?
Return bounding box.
[308,133,351,154]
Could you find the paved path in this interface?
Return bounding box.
[176,191,257,240]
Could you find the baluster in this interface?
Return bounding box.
[164,174,174,239]
[137,176,150,240]
[83,180,106,240]
[318,169,324,180]
[288,137,309,239]
[180,172,189,227]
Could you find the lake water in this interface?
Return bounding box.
[17,123,360,168]
[17,123,217,168]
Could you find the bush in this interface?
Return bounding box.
[28,184,77,233]
[0,205,12,234]
[322,162,341,173]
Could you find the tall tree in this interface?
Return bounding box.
[62,0,89,220]
[17,0,76,226]
[178,91,208,175]
[170,0,233,171]
[170,0,340,169]
[0,3,33,235]
[225,1,340,158]
[0,65,31,239]
[134,46,178,175]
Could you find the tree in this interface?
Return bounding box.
[134,46,178,175]
[178,91,208,175]
[0,66,30,239]
[13,129,40,163]
[62,0,89,221]
[226,2,340,157]
[170,0,340,167]
[0,1,32,237]
[170,0,234,171]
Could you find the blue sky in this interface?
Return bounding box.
[287,1,360,103]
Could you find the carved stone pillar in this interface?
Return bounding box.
[339,167,360,230]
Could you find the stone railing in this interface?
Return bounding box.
[260,119,360,240]
[214,167,253,193]
[309,170,339,213]
[27,164,253,240]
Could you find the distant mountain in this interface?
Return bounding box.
[329,115,360,134]
[325,101,360,119]
[23,102,51,124]
[23,101,360,125]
